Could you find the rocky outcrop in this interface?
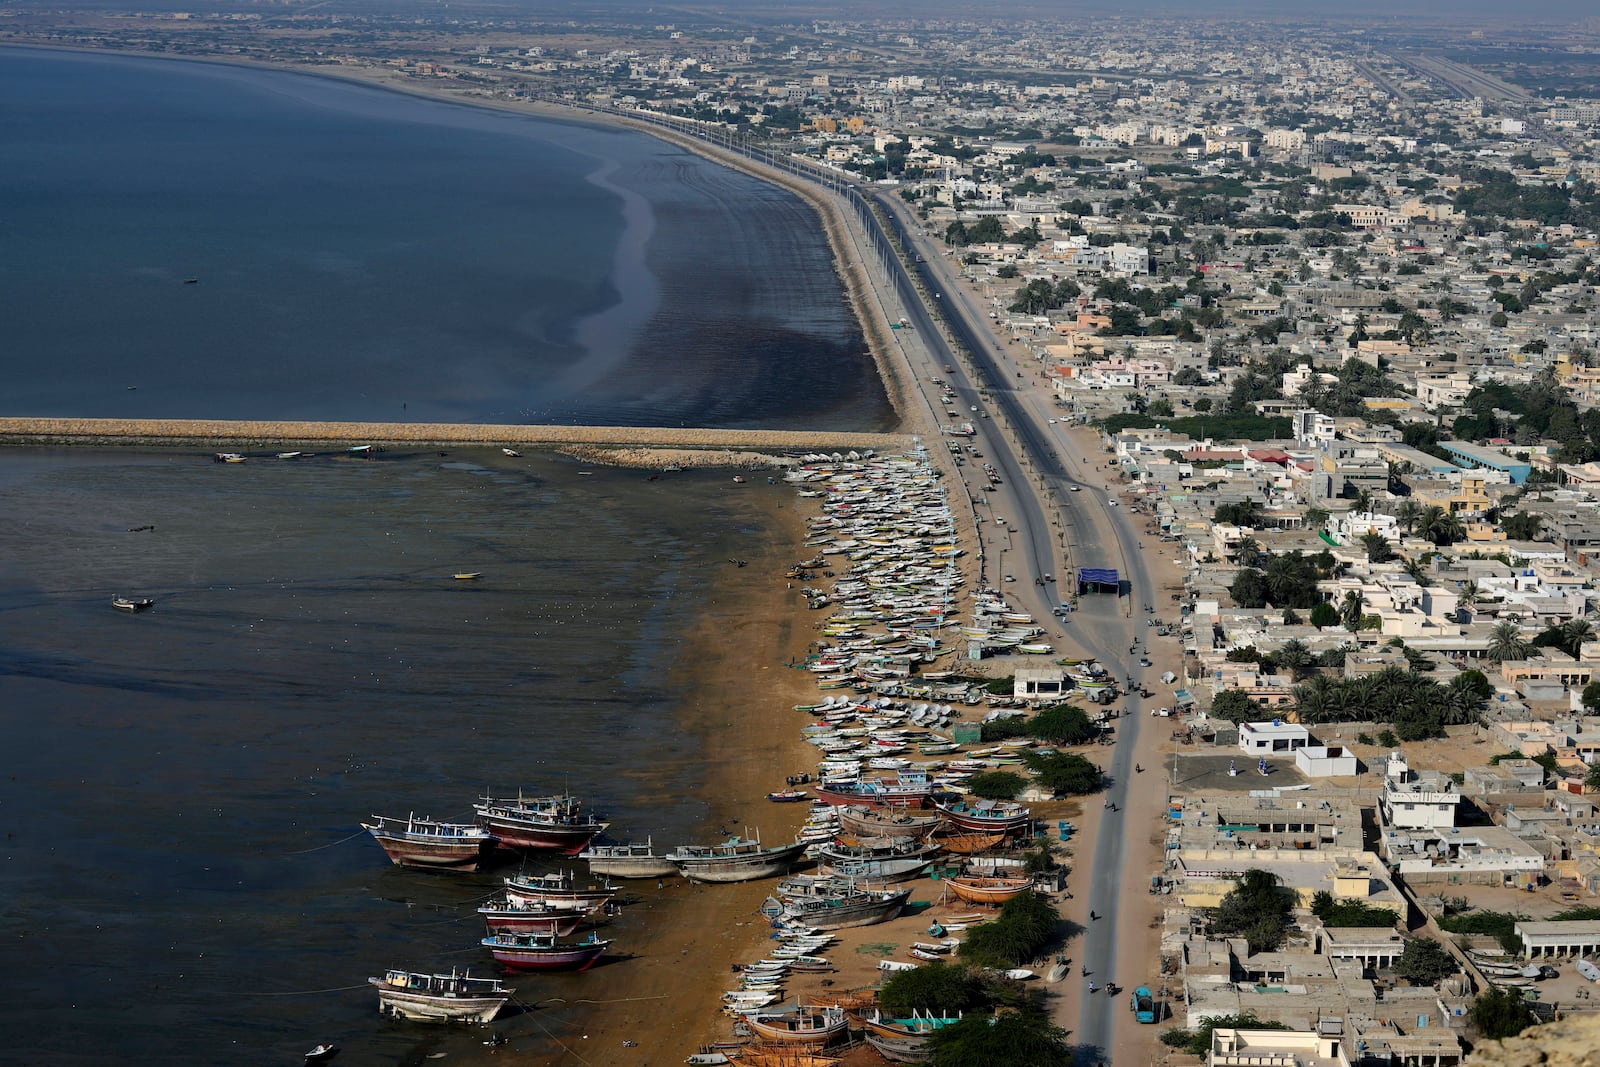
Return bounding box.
[1465,1014,1600,1067]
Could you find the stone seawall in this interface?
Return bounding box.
[0,416,913,455]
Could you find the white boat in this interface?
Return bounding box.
[369,968,510,1023]
[667,832,807,883]
[579,837,678,880]
[502,448,521,457]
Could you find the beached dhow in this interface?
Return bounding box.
[836,805,943,842]
[768,878,911,931]
[813,770,938,810]
[368,968,511,1024]
[741,1006,848,1046]
[932,797,1033,836]
[474,791,608,855]
[361,813,495,871]
[578,837,677,880]
[502,869,616,913]
[477,896,592,936]
[482,931,609,972]
[942,874,1036,906]
[666,832,807,883]
[815,838,942,883]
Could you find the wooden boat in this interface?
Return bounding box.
[932,797,1032,836]
[503,870,616,912]
[277,452,305,460]
[667,833,807,884]
[475,792,609,855]
[740,1006,847,1046]
[863,1031,934,1062]
[361,813,494,871]
[769,881,911,931]
[943,874,1036,905]
[578,837,677,880]
[837,805,942,841]
[453,572,482,580]
[303,1044,338,1064]
[816,839,942,883]
[931,829,1005,855]
[734,1049,840,1067]
[501,448,521,457]
[482,931,609,972]
[767,790,811,803]
[112,596,154,613]
[368,968,510,1023]
[813,771,937,810]
[477,895,591,935]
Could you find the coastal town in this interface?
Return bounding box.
[7,4,1600,1067]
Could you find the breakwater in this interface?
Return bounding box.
[0,416,912,454]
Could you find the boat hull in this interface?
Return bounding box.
[944,876,1035,905]
[814,784,931,809]
[780,892,909,931]
[374,988,508,1024]
[579,851,679,880]
[362,825,493,871]
[669,841,807,884]
[480,817,606,855]
[863,1031,934,1062]
[483,938,607,972]
[741,1011,847,1046]
[478,909,588,936]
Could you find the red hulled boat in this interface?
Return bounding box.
[475,791,609,855]
[482,931,609,972]
[361,813,495,871]
[477,896,592,936]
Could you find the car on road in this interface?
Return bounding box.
[1003,574,1017,583]
[1069,486,1081,492]
[1109,500,1118,507]
[1047,417,1057,424]
[970,405,978,412]
[1140,658,1152,667]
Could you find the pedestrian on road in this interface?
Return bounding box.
[1088,981,1097,994]
[1090,910,1099,921]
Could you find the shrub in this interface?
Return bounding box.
[968,771,1027,800]
[878,961,987,1017]
[1469,988,1536,1040]
[925,1009,1071,1067]
[958,892,1060,968]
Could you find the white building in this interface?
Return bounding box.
[1238,720,1311,756]
[1296,744,1359,777]
[1379,753,1460,830]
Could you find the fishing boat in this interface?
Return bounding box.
[767,789,811,803]
[943,874,1036,905]
[863,1031,934,1062]
[277,451,305,460]
[454,572,482,581]
[477,896,591,936]
[482,931,609,972]
[361,813,495,871]
[578,837,677,880]
[853,1008,963,1048]
[368,968,511,1023]
[932,797,1032,836]
[501,448,521,457]
[813,770,938,810]
[111,596,155,613]
[836,805,943,841]
[930,830,1005,855]
[740,1006,848,1046]
[475,792,609,855]
[503,870,616,912]
[303,1044,338,1064]
[816,839,942,883]
[666,832,807,883]
[769,880,911,931]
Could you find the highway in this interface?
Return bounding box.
[566,102,1172,1064]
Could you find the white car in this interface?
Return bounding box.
[1047,418,1057,424]
[1070,486,1081,493]
[1003,574,1017,583]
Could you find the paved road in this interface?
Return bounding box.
[873,192,1171,1065]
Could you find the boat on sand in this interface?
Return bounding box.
[667,833,807,883]
[943,874,1036,905]
[578,837,677,880]
[740,1006,847,1045]
[482,931,609,972]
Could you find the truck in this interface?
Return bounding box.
[1131,986,1158,1024]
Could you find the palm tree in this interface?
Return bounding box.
[1561,619,1597,658]
[1361,530,1394,563]
[1444,675,1487,726]
[1395,500,1423,536]
[1402,557,1432,587]
[1275,639,1315,681]
[1486,621,1532,664]
[1418,506,1465,548]
[1293,674,1336,723]
[1236,535,1266,569]
[1353,488,1375,515]
[1340,590,1365,634]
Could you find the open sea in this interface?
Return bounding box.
[0,47,887,1065]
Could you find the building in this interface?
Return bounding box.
[1439,441,1532,485]
[1239,721,1311,756]
[1296,745,1359,777]
[1515,919,1600,959]
[1379,753,1461,830]
[1209,1028,1352,1067]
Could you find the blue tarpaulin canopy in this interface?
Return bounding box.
[1078,568,1119,594]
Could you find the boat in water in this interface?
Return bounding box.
[368,968,511,1023]
[482,931,609,972]
[475,791,609,855]
[667,832,807,884]
[477,895,592,935]
[932,797,1032,836]
[502,869,616,912]
[740,1006,848,1046]
[578,837,678,880]
[111,596,154,613]
[943,874,1036,905]
[361,813,495,871]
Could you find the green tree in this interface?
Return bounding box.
[1582,680,1600,712]
[1214,501,1265,526]
[1501,511,1544,541]
[1392,937,1457,984]
[967,771,1027,800]
[1310,602,1339,629]
[878,961,987,1016]
[1274,639,1315,681]
[1340,590,1366,633]
[1210,689,1260,724]
[1417,505,1465,547]
[1469,987,1537,1041]
[1486,621,1531,663]
[927,1009,1072,1067]
[1586,762,1600,793]
[1021,751,1104,796]
[958,891,1059,968]
[1211,870,1294,952]
[1026,705,1099,746]
[1361,530,1395,563]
